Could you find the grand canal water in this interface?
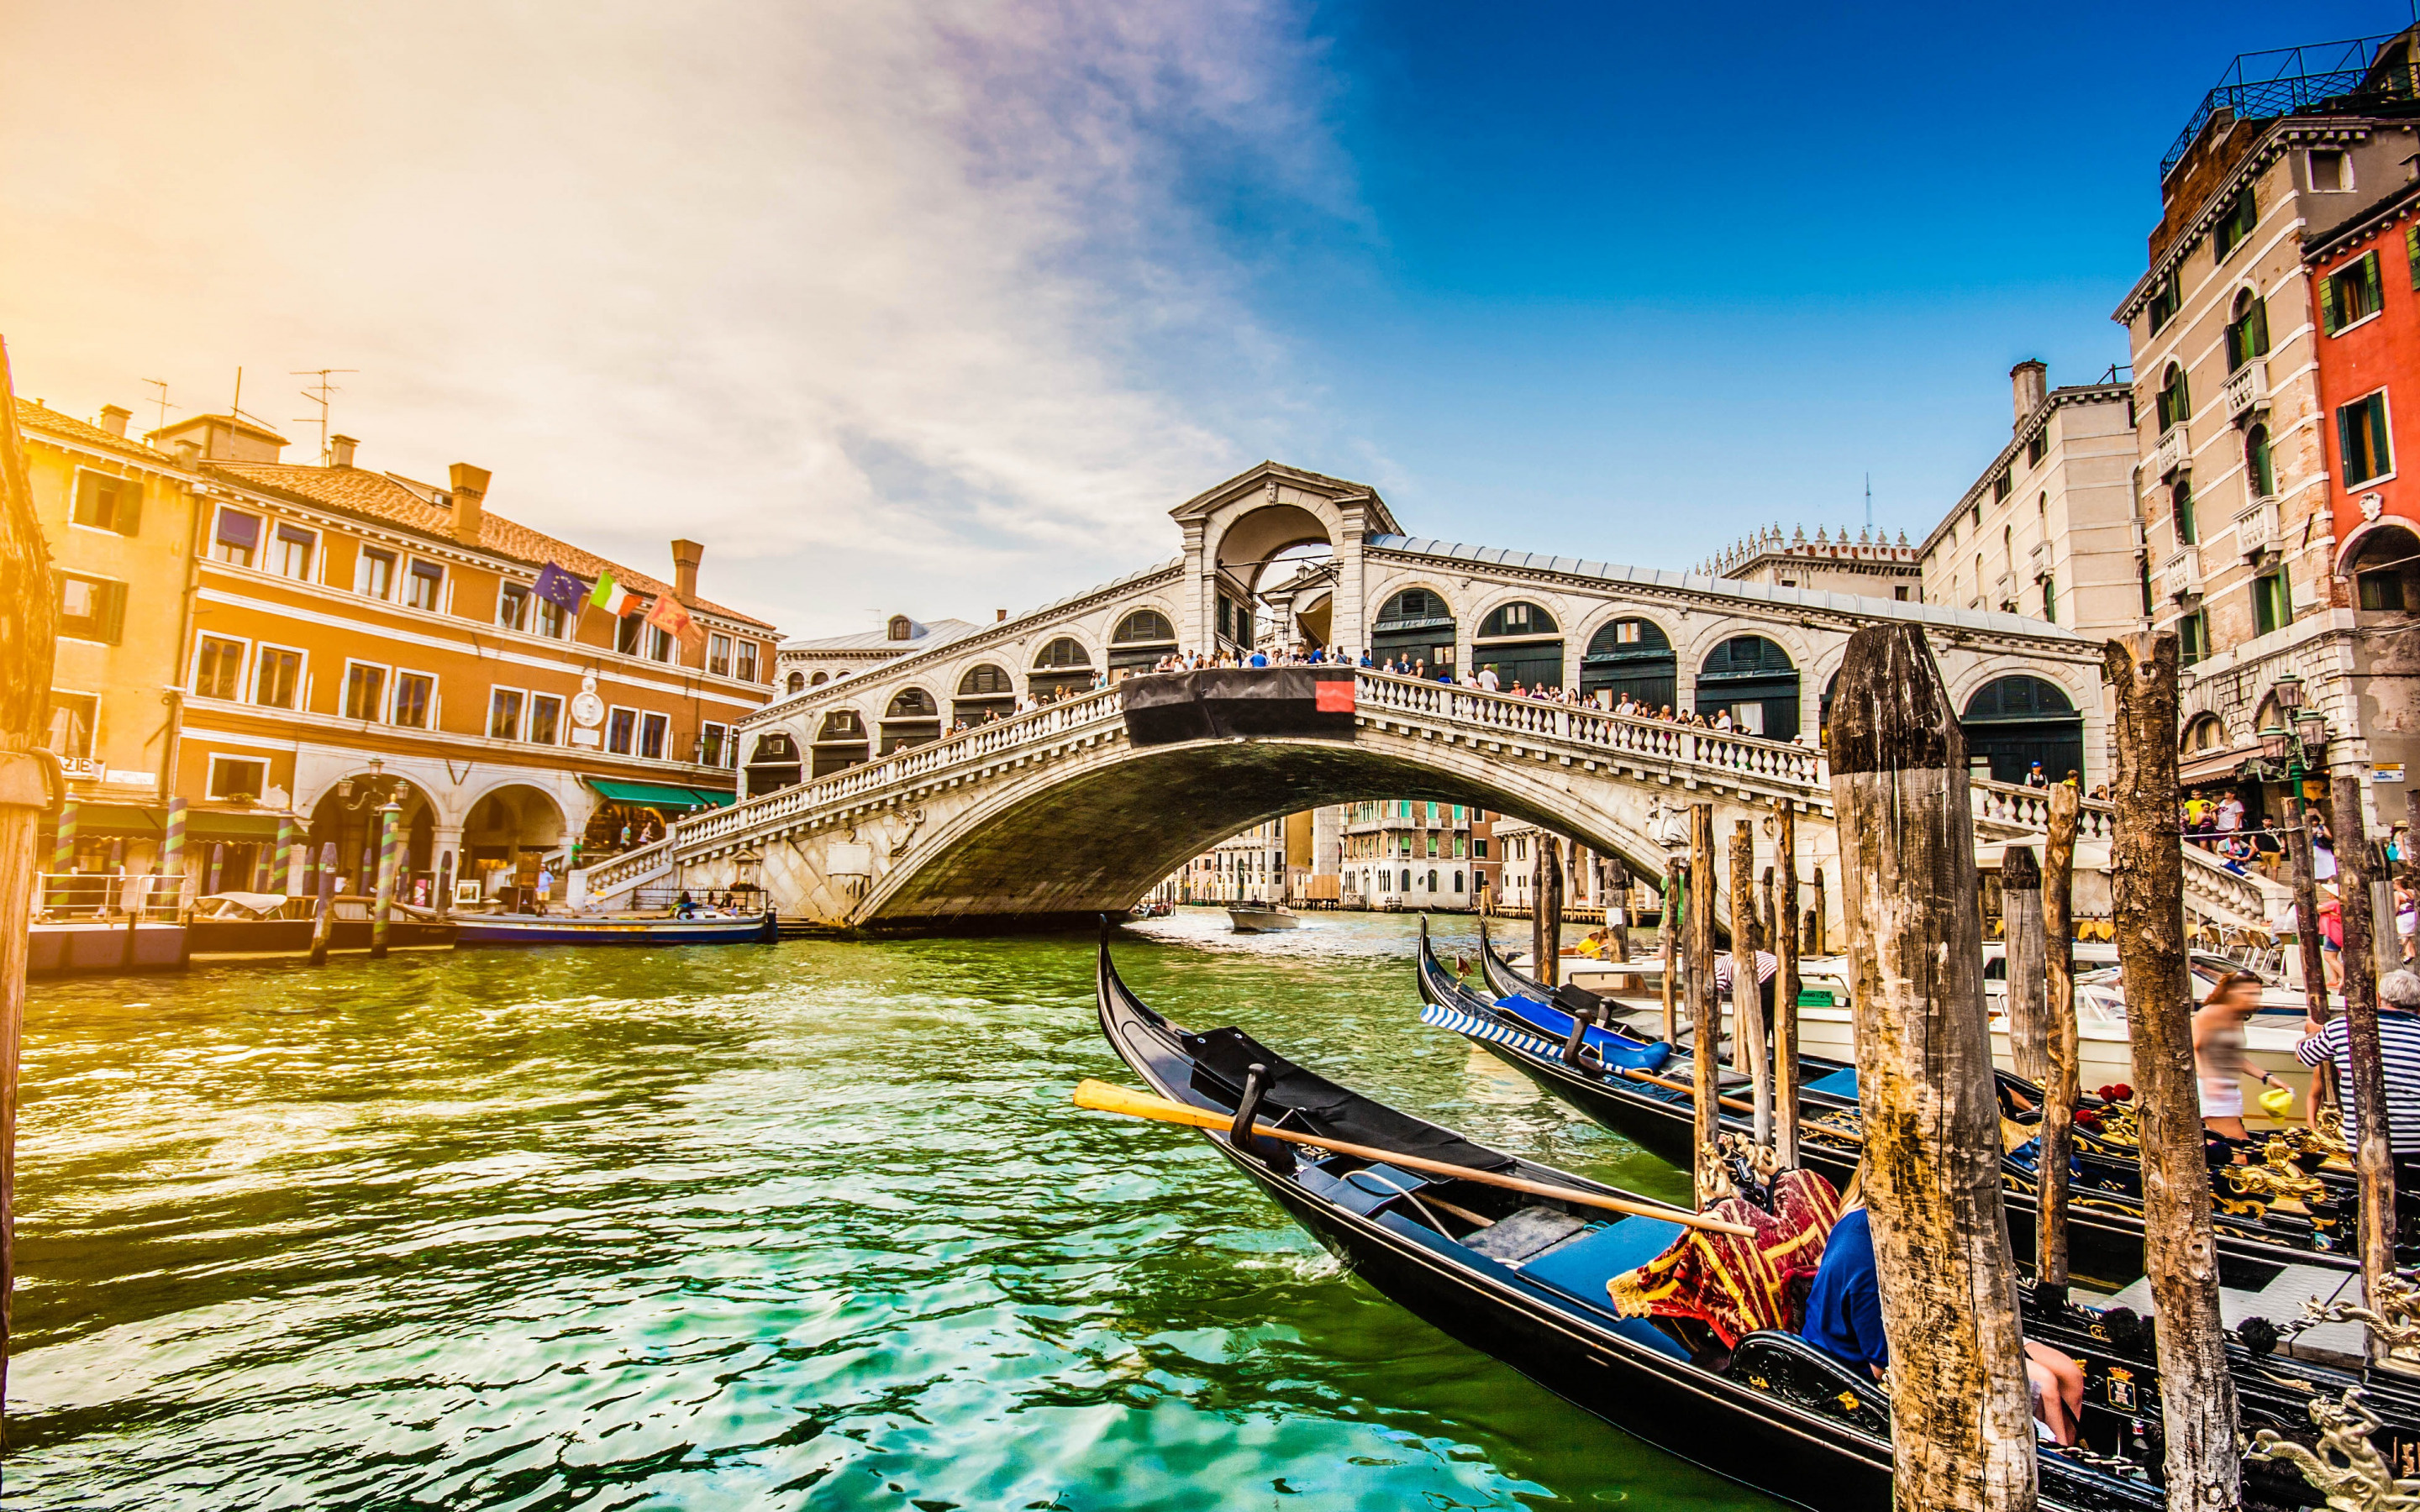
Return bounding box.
[6,911,1774,1510]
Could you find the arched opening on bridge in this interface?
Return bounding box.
[880,687,941,753]
[785,671,806,694]
[810,711,870,777]
[1260,544,1337,650]
[954,664,1015,727]
[1695,635,1799,740]
[1031,637,1094,700]
[302,771,441,900]
[1960,675,2082,785]
[1581,617,1676,710]
[744,732,803,796]
[1108,609,1177,674]
[1473,601,1563,690]
[463,784,567,902]
[812,671,829,686]
[1371,588,1455,675]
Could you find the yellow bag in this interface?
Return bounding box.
[2259,1084,2296,1119]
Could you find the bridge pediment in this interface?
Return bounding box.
[1166,459,1400,537]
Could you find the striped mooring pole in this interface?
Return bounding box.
[161,795,188,887]
[370,804,399,959]
[51,795,77,875]
[275,813,296,895]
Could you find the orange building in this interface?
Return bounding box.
[24,397,781,903]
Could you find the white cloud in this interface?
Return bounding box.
[0,0,1357,633]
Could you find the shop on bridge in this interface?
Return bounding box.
[1471,600,1562,689]
[1370,588,1455,675]
[581,778,734,864]
[1580,617,1676,711]
[1694,634,1801,741]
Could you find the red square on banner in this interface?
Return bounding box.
[1316,680,1355,713]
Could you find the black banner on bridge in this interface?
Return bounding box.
[1120,669,1358,746]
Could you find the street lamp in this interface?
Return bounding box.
[2273,670,2305,712]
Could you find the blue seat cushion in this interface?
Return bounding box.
[1518,1215,1686,1301]
[1493,997,1675,1073]
[1802,1065,1859,1099]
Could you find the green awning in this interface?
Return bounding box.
[586,777,728,811]
[685,787,737,809]
[52,805,284,840]
[187,811,285,841]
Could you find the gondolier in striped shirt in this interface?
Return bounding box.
[2296,969,2420,1153]
[1712,950,1780,1043]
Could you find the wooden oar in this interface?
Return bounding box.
[1073,1079,1756,1238]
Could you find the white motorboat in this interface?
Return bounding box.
[1227,904,1302,933]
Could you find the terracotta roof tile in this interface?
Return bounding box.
[205,461,775,630]
[14,398,178,465]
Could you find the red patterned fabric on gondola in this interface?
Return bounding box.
[1605,1168,1843,1347]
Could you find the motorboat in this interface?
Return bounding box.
[1227,903,1302,933]
[185,892,459,962]
[452,905,777,946]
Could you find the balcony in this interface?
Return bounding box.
[2234,496,2280,559]
[2223,360,2270,421]
[2161,549,2205,601]
[2154,425,2191,480]
[2028,542,2050,581]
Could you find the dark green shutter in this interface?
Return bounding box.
[113,477,141,536]
[2324,270,2345,333]
[2248,296,2268,357]
[2370,396,2394,476]
[2408,223,2420,290]
[2342,404,2361,477]
[2363,252,2384,318]
[100,580,127,645]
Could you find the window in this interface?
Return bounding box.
[488,688,524,740]
[607,707,637,755]
[2323,253,2383,333]
[699,721,729,766]
[57,573,126,644]
[254,647,301,709]
[2173,481,2198,545]
[2156,364,2190,432]
[406,559,444,612]
[786,672,806,693]
[2361,569,2410,610]
[2146,269,2181,333]
[2341,391,2394,484]
[2042,577,2056,625]
[2177,609,2208,667]
[617,615,644,655]
[1893,585,1911,601]
[2225,291,2270,370]
[1034,637,1091,669]
[2252,571,2292,638]
[639,711,669,759]
[1992,472,2011,502]
[708,633,733,678]
[645,624,673,663]
[2310,149,2349,193]
[2214,190,2256,260]
[2409,223,2420,291]
[213,508,260,566]
[393,672,433,729]
[538,597,570,639]
[736,640,759,682]
[47,691,97,762]
[1113,608,1176,643]
[1473,839,1488,858]
[497,582,531,631]
[271,524,316,580]
[2246,426,2275,497]
[343,664,387,722]
[356,547,396,598]
[2026,431,2045,469]
[887,614,913,641]
[207,756,267,803]
[960,664,1013,696]
[529,694,562,745]
[194,636,245,699]
[72,471,142,534]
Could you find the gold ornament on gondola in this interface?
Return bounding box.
[2300,1274,2420,1361]
[2245,1388,2420,1509]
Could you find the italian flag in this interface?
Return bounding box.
[591,570,640,616]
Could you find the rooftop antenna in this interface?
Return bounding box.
[292,367,355,465]
[1864,473,1873,535]
[141,377,176,433]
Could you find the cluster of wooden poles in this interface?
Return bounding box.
[1523,621,2408,1511]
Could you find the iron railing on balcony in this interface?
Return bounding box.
[2162,33,2412,183]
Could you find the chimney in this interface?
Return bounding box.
[98,404,131,437]
[447,463,490,547]
[996,608,1007,622]
[671,538,702,601]
[328,434,358,469]
[2010,360,2048,429]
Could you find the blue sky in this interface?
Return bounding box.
[1,0,2404,635]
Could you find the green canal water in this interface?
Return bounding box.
[6,910,1775,1511]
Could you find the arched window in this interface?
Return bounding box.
[2181,713,2228,753]
[2225,289,2270,371]
[2157,363,2190,433]
[1472,601,1562,689]
[1112,609,1175,644]
[1453,870,1465,893]
[809,711,868,778]
[1582,617,1676,709]
[1959,675,2083,785]
[1371,587,1456,675]
[886,614,913,642]
[1695,635,1800,740]
[886,687,935,719]
[1376,587,1451,626]
[879,687,939,754]
[817,710,863,739]
[742,732,803,797]
[1033,637,1091,669]
[1030,637,1094,698]
[785,671,806,694]
[953,663,1015,726]
[958,664,1012,696]
[1476,601,1557,638]
[811,670,829,686]
[2246,425,2275,498]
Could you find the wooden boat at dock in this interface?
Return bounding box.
[185,893,458,962]
[452,905,777,946]
[1092,931,2371,1510]
[28,918,186,974]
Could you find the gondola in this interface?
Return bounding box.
[1449,921,2375,1282]
[1089,932,2354,1510]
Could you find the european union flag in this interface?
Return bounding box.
[534,562,588,612]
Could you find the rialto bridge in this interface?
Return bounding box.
[580,461,2271,932]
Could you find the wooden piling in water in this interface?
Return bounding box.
[1809,866,1825,956]
[1686,802,1721,1205]
[1661,857,1681,1047]
[1773,803,1800,1167]
[1,335,63,1447]
[1728,820,1771,1144]
[308,842,338,967]
[2002,845,2047,1083]
[2104,631,2239,1507]
[1827,622,2036,1510]
[1539,836,1564,989]
[1756,864,1774,953]
[2330,775,2396,1342]
[2038,784,2080,1298]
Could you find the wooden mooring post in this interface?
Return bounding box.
[1729,820,1771,1144]
[1539,837,1564,989]
[1661,856,1681,1047]
[2330,775,2395,1337]
[1773,802,1801,1167]
[1809,866,1826,956]
[2038,785,2080,1299]
[2002,845,2048,1083]
[308,841,338,967]
[2105,632,2239,1505]
[2,336,62,1447]
[1686,802,1721,1205]
[1827,622,2035,1510]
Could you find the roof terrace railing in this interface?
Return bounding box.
[2162,32,2410,183]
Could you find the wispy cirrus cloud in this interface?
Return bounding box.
[0,0,1363,633]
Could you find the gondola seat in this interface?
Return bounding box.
[1801,1065,1859,1100]
[1724,1332,1891,1435]
[1515,1215,1693,1362]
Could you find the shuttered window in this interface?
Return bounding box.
[72,472,143,534]
[2339,391,2394,484]
[2323,252,2384,333]
[57,572,128,644]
